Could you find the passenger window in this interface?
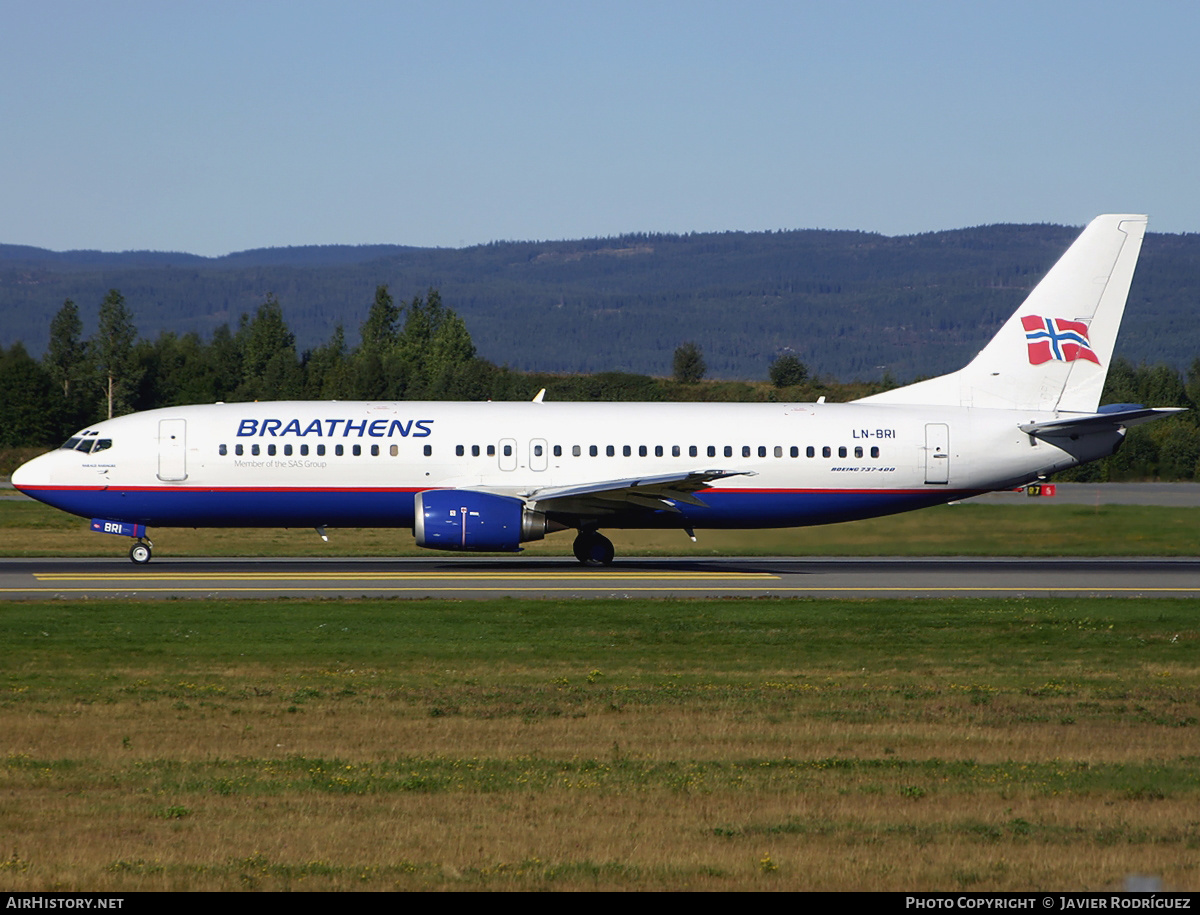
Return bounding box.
[789,446,798,458]
[300,444,308,456]
[268,444,277,456]
[317,444,326,456]
[854,446,863,458]
[707,446,716,458]
[742,446,751,458]
[589,445,598,457]
[335,445,344,456]
[219,444,227,456]
[371,444,379,456]
[623,445,631,457]
[534,444,543,456]
[724,446,733,458]
[252,444,261,456]
[606,445,615,457]
[553,445,562,457]
[456,445,465,456]
[487,445,496,457]
[472,445,480,457]
[352,444,361,456]
[390,444,398,456]
[236,444,244,456]
[284,444,292,456]
[689,446,697,458]
[871,446,880,458]
[655,445,663,457]
[838,446,847,458]
[503,444,513,456]
[822,446,831,458]
[807,446,815,458]
[672,445,680,457]
[774,446,783,458]
[424,445,432,456]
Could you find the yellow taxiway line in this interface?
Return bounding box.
[8,584,1200,595]
[33,571,777,582]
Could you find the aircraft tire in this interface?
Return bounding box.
[573,531,614,566]
[129,542,152,564]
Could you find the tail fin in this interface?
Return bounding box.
[856,214,1147,412]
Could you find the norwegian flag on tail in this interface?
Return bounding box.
[1021,315,1100,366]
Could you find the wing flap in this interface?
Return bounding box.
[519,469,753,513]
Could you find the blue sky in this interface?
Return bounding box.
[3,1,1197,256]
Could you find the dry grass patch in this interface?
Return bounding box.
[1,782,1197,891]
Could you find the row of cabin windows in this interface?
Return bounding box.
[219,442,882,460]
[220,442,434,457]
[455,443,882,459]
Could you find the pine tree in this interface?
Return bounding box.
[769,353,809,388]
[45,299,84,398]
[673,342,706,384]
[360,285,399,356]
[93,289,140,419]
[305,325,354,398]
[395,289,479,398]
[235,295,302,400]
[0,343,57,446]
[354,285,399,398]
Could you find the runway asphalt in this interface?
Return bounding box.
[2,555,1198,599]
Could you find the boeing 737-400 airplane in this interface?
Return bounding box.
[12,215,1181,564]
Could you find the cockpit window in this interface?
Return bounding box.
[60,434,112,454]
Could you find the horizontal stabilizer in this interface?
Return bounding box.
[1019,406,1183,439]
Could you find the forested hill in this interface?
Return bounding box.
[2,223,1197,381]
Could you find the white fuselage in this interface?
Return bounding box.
[12,399,1105,533]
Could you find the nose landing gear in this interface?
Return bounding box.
[129,539,153,564]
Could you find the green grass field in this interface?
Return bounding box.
[1,493,1199,557]
[2,493,1197,889]
[0,596,1197,891]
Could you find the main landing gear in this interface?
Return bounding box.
[572,530,614,566]
[129,540,152,564]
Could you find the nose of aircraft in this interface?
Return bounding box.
[10,450,54,491]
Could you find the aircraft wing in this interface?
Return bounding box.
[517,469,753,514]
[1019,406,1184,439]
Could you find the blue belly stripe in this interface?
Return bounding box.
[20,486,977,530]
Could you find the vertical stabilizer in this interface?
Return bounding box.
[856,214,1147,412]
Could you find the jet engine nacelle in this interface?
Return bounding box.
[413,489,552,552]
